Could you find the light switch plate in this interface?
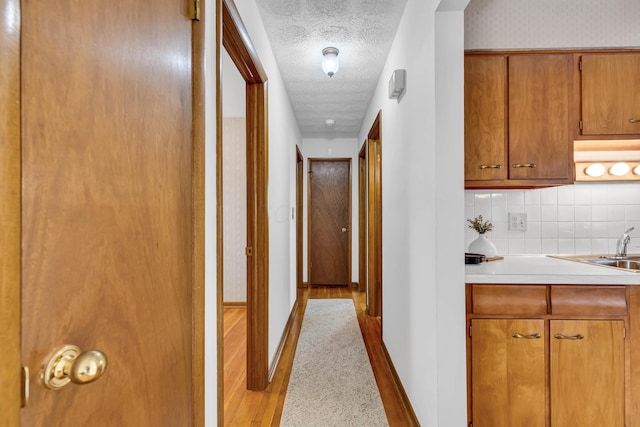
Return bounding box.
[509,212,527,231]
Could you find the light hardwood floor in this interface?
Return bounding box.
[223,286,417,426]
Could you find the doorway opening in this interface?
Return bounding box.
[364,112,382,320]
[218,2,270,425]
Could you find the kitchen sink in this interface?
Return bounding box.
[550,254,640,273]
[582,258,640,271]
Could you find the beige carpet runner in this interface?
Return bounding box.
[280,299,389,426]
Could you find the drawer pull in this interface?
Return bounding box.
[512,163,537,168]
[479,164,503,169]
[629,118,640,123]
[512,332,541,339]
[554,333,584,340]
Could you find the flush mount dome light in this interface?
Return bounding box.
[610,162,631,176]
[634,165,640,176]
[322,47,339,77]
[585,163,606,177]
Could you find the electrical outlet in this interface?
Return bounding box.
[509,212,527,231]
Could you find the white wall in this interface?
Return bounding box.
[233,0,303,361]
[300,138,361,284]
[464,0,640,257]
[357,0,468,424]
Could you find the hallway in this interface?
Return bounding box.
[223,286,415,426]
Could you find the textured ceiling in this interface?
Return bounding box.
[255,0,408,139]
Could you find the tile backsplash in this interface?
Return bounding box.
[465,183,640,256]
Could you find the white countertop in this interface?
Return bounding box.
[465,255,640,285]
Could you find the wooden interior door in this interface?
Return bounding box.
[20,0,197,424]
[550,320,625,427]
[308,159,351,285]
[470,319,546,427]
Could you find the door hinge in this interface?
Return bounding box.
[624,327,627,339]
[21,366,29,408]
[245,246,253,256]
[468,324,472,337]
[578,59,582,71]
[190,0,200,21]
[579,120,583,131]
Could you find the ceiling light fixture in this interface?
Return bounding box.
[322,47,339,77]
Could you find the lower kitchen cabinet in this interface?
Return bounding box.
[550,320,625,427]
[471,319,545,427]
[467,284,629,426]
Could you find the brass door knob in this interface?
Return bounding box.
[41,345,108,390]
[341,227,348,233]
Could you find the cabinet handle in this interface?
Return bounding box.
[554,333,584,340]
[629,118,640,123]
[478,164,503,169]
[512,163,537,168]
[512,332,541,339]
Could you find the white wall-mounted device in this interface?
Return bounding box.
[388,69,406,102]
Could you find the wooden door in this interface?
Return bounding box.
[509,54,573,181]
[308,160,350,285]
[581,53,640,135]
[20,0,196,425]
[470,319,545,427]
[464,55,508,182]
[550,320,625,427]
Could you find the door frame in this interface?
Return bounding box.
[366,111,382,318]
[296,146,304,288]
[358,142,367,293]
[218,0,270,406]
[307,158,352,286]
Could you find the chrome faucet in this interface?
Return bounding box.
[615,227,635,259]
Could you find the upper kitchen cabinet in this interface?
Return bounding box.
[464,55,508,182]
[465,53,574,189]
[579,52,640,137]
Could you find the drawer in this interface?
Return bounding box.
[550,285,627,315]
[470,284,547,315]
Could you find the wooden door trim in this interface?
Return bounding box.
[0,0,21,422]
[296,146,304,288]
[192,1,206,425]
[307,158,352,286]
[358,142,367,293]
[219,0,269,402]
[367,111,382,318]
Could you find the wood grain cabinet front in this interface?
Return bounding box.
[466,283,630,427]
[464,53,574,188]
[470,318,546,427]
[580,53,640,136]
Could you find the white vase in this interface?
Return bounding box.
[468,233,497,258]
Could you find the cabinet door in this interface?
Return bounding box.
[471,319,545,427]
[581,53,640,135]
[464,55,508,181]
[509,54,573,181]
[550,320,625,427]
